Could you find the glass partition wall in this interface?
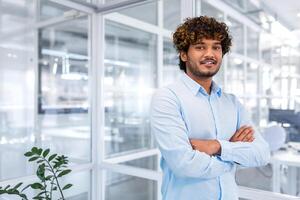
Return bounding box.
[0,0,299,200]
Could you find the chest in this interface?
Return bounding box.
[179,94,238,140]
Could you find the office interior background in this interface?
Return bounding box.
[0,0,300,199]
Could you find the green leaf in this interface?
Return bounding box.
[37,148,43,155]
[21,184,31,192]
[48,154,57,162]
[31,183,43,190]
[24,152,33,157]
[45,175,53,181]
[52,186,57,191]
[62,184,73,190]
[28,156,40,162]
[13,182,23,189]
[31,147,38,153]
[37,159,44,164]
[4,185,10,190]
[20,193,28,199]
[57,169,71,177]
[42,149,50,157]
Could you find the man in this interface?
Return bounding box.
[150,16,270,200]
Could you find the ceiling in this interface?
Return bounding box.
[263,0,300,31]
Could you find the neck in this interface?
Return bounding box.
[186,71,213,94]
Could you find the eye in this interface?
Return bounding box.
[195,45,205,50]
[213,46,222,51]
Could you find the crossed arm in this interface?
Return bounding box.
[190,125,255,156]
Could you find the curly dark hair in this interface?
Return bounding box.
[173,16,232,72]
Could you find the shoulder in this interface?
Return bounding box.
[221,92,239,103]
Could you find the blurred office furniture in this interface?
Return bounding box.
[271,146,300,196]
[263,124,300,195]
[262,125,286,152]
[268,108,300,142]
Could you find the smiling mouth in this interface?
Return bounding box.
[200,59,217,65]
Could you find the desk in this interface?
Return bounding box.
[271,147,300,195]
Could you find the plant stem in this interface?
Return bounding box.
[41,157,65,200]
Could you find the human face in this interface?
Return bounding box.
[180,38,223,80]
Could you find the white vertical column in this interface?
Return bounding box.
[90,8,106,200]
[181,0,195,22]
[156,1,163,199]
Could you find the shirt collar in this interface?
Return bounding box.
[181,73,222,97]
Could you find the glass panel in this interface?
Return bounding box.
[227,16,244,54]
[163,37,181,85]
[244,98,259,126]
[200,1,224,21]
[0,0,35,35]
[118,1,157,25]
[236,165,272,192]
[245,62,258,96]
[163,0,180,31]
[247,27,259,59]
[39,0,72,21]
[105,171,157,200]
[38,17,90,164]
[226,57,244,96]
[121,155,158,170]
[0,31,35,179]
[53,170,91,200]
[38,18,89,114]
[213,61,225,87]
[104,20,157,157]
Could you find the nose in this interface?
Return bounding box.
[204,47,214,58]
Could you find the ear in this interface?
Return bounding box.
[180,51,188,62]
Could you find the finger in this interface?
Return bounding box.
[236,127,252,140]
[233,125,249,138]
[238,127,254,140]
[240,131,254,141]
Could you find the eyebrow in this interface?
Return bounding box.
[194,42,222,45]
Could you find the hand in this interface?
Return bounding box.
[190,139,221,156]
[230,125,255,142]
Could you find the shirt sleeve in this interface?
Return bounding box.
[218,97,270,167]
[151,88,233,179]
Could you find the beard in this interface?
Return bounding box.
[186,58,221,78]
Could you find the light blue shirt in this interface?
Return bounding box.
[150,73,270,200]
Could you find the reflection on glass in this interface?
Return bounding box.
[227,16,244,54]
[118,1,157,25]
[38,17,91,164]
[104,20,157,157]
[163,38,181,85]
[247,27,259,59]
[163,0,180,30]
[200,0,224,21]
[0,29,35,180]
[38,18,89,114]
[227,57,244,96]
[105,171,157,200]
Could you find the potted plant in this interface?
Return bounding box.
[0,147,73,200]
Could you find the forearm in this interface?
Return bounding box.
[218,138,270,167]
[160,147,233,179]
[190,139,221,156]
